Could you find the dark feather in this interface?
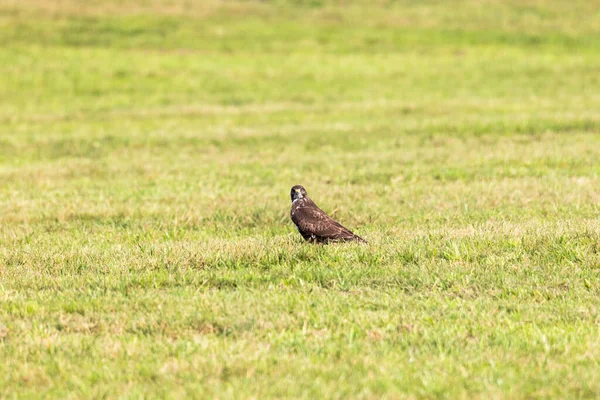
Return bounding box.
[291,197,366,244]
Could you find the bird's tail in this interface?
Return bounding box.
[353,234,368,244]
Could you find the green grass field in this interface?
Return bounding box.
[2,0,600,398]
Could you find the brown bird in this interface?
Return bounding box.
[290,185,366,243]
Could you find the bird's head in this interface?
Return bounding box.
[291,185,307,202]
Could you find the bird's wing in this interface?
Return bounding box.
[292,204,358,241]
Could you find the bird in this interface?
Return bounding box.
[290,185,366,244]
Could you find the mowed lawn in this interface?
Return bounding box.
[1,0,600,398]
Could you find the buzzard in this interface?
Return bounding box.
[290,185,366,243]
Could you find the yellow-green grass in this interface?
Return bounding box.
[1,0,600,398]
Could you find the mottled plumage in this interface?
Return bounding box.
[290,185,366,243]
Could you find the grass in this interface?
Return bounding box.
[1,0,600,398]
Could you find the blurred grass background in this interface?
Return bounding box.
[1,0,600,398]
